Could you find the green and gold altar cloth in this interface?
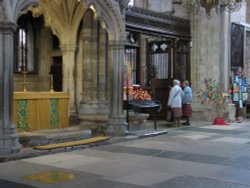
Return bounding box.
[14,92,69,131]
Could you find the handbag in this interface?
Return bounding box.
[166,109,172,122]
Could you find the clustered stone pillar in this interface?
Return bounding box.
[106,41,127,136]
[0,22,22,155]
[79,21,109,116]
[81,27,91,103]
[61,44,77,116]
[98,28,108,103]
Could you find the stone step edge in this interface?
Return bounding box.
[33,136,110,150]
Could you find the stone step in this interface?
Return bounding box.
[19,125,92,147]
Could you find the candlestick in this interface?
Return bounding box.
[21,66,28,92]
[50,74,54,92]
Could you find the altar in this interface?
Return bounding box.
[13,92,69,131]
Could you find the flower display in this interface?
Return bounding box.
[130,88,152,100]
[196,78,227,108]
[124,85,152,100]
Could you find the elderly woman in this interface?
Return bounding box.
[168,79,183,127]
[182,80,192,126]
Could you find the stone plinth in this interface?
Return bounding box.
[128,112,149,131]
[228,104,236,122]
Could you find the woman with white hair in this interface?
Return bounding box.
[182,80,192,126]
[167,79,183,127]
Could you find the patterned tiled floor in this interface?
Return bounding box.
[1,121,250,187]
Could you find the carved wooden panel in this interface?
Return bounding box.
[231,23,244,71]
[175,40,190,82]
[125,6,190,39]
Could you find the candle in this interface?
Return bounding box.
[50,74,54,92]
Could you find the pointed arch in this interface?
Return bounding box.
[2,0,38,23]
[81,0,126,41]
[37,0,88,46]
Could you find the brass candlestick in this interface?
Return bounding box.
[21,67,28,92]
[50,74,54,92]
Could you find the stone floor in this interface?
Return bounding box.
[1,120,250,187]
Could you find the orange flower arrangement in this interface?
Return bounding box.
[128,85,152,100]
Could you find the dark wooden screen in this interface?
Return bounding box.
[147,41,173,119]
[175,40,190,82]
[231,23,244,71]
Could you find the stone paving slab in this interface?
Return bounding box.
[211,137,250,144]
[219,156,250,170]
[178,127,247,134]
[1,120,250,187]
[211,168,250,186]
[154,176,250,188]
[0,179,38,188]
[111,170,178,186]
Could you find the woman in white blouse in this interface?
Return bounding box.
[167,79,183,127]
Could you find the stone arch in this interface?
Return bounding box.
[1,0,38,23]
[82,0,126,41]
[0,0,126,49]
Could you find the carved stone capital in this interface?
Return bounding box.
[0,21,17,34]
[109,40,126,49]
[30,6,43,18]
[0,4,6,22]
[60,44,77,52]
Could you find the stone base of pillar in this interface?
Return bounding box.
[78,115,109,123]
[79,101,109,115]
[0,125,22,156]
[106,119,127,137]
[69,108,78,125]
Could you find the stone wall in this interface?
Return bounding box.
[191,11,223,90]
[191,10,231,121]
[231,2,247,23]
[14,26,52,92]
[134,0,173,12]
[247,1,250,24]
[245,30,250,87]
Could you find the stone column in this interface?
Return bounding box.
[220,11,230,92]
[61,44,77,116]
[81,28,91,102]
[0,22,22,155]
[106,40,127,136]
[79,25,109,117]
[99,29,108,103]
[90,21,98,102]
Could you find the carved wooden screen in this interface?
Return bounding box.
[147,41,172,84]
[231,23,244,71]
[175,40,190,82]
[147,41,173,119]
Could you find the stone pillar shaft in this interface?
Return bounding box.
[81,28,92,102]
[99,29,108,102]
[0,22,21,155]
[106,41,127,136]
[61,45,77,115]
[220,11,230,92]
[79,24,109,116]
[91,21,98,101]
